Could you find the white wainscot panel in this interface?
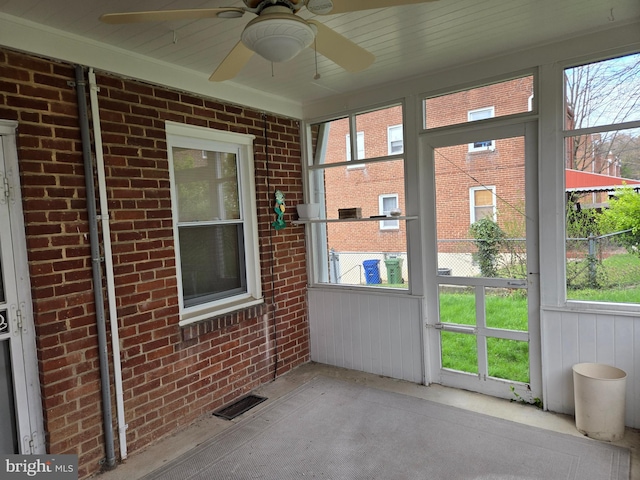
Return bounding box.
[308,288,424,384]
[542,309,640,429]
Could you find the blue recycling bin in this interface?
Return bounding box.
[363,259,381,284]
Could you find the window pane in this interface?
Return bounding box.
[173,147,240,222]
[487,338,529,383]
[323,159,405,220]
[439,285,475,326]
[474,205,494,222]
[440,331,478,374]
[381,196,397,213]
[435,138,526,278]
[388,125,404,154]
[355,105,403,160]
[565,127,640,303]
[474,189,493,206]
[565,53,640,130]
[424,76,534,129]
[315,159,407,287]
[319,223,407,287]
[179,224,246,307]
[485,287,527,331]
[469,108,493,122]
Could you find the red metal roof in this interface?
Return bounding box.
[566,169,640,192]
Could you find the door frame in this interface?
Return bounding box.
[0,120,45,454]
[421,119,541,403]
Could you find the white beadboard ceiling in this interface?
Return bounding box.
[0,0,639,117]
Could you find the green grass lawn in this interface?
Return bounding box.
[440,253,640,385]
[439,290,529,383]
[372,253,640,387]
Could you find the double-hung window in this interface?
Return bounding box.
[470,186,496,223]
[166,122,262,324]
[388,125,404,154]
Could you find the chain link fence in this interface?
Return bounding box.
[437,238,527,278]
[327,230,640,292]
[328,250,408,287]
[566,229,640,290]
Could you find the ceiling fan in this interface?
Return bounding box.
[100,0,437,82]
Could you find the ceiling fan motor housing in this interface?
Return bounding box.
[241,8,316,63]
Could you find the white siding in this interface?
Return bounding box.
[542,309,640,428]
[309,288,423,384]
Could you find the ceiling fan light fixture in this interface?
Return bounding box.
[241,15,316,63]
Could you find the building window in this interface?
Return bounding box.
[346,132,365,162]
[166,122,262,324]
[388,125,404,154]
[468,107,495,152]
[470,186,496,223]
[379,194,400,230]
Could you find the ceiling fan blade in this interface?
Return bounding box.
[308,0,437,15]
[308,20,374,73]
[209,41,254,82]
[100,8,245,24]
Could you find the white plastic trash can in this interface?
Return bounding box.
[572,363,627,441]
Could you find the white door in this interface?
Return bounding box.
[423,120,541,403]
[0,121,44,454]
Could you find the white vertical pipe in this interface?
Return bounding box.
[88,68,128,460]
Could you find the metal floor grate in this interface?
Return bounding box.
[213,394,267,420]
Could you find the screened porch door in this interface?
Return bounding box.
[0,124,44,454]
[422,121,541,403]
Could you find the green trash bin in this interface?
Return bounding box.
[385,257,404,284]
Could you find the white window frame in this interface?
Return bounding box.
[346,131,365,168]
[468,107,496,152]
[165,121,262,326]
[561,52,640,310]
[379,194,400,230]
[388,124,404,155]
[469,186,496,224]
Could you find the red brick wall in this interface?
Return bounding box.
[0,48,308,478]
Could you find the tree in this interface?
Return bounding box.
[598,186,640,255]
[565,53,640,178]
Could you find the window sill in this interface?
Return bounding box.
[179,295,264,327]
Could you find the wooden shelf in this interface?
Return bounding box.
[292,216,418,225]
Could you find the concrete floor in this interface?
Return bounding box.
[96,362,640,480]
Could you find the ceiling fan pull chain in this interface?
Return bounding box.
[314,37,321,80]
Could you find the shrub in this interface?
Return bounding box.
[470,217,505,277]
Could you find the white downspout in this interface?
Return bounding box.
[88,68,128,460]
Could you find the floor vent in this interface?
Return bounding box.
[213,394,267,420]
